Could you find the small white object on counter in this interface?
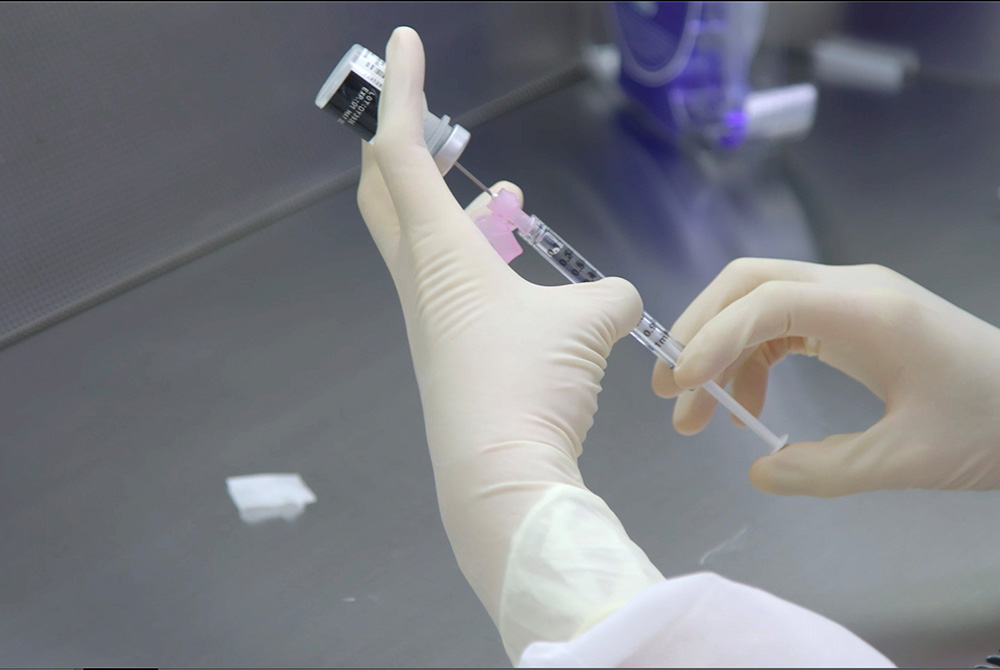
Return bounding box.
[226,473,317,524]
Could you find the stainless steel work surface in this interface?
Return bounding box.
[0,1,594,349]
[3,50,1000,670]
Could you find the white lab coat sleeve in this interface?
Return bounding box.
[517,571,895,668]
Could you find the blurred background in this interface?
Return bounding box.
[1,2,999,667]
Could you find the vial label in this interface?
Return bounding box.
[321,47,388,142]
[333,76,378,140]
[351,48,385,90]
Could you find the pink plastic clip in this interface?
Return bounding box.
[474,211,522,263]
[487,189,534,235]
[473,188,529,264]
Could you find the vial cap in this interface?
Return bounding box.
[432,124,470,175]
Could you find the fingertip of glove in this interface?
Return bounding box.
[748,444,826,497]
[602,276,643,313]
[672,356,708,391]
[651,362,684,398]
[748,456,781,494]
[491,181,523,204]
[388,25,420,51]
[672,391,711,435]
[381,27,425,133]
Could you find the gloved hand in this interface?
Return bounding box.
[357,27,663,662]
[652,258,1000,497]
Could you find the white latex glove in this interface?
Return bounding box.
[357,29,895,669]
[652,258,1000,496]
[357,27,663,661]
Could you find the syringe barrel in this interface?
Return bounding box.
[315,44,469,175]
[517,217,788,452]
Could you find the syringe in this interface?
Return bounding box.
[315,43,788,452]
[477,188,789,454]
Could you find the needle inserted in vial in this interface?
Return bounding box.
[454,161,496,198]
[316,44,790,453]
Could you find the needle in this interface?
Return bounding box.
[454,161,495,198]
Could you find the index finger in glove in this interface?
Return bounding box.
[652,258,819,398]
[672,281,887,392]
[357,140,401,261]
[372,28,472,237]
[749,419,898,497]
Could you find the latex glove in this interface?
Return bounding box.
[357,27,663,661]
[652,258,1000,496]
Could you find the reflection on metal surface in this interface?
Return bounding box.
[611,1,817,149]
[604,100,820,283]
[698,524,750,566]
